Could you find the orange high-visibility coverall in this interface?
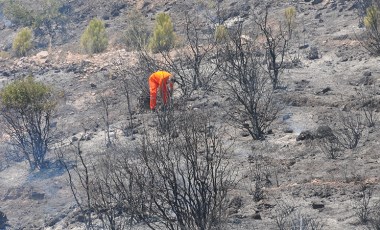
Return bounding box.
[148,71,173,110]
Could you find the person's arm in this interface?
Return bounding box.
[149,76,158,110]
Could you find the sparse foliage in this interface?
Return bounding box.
[12,27,33,57]
[361,6,380,55]
[98,93,113,147]
[4,0,65,47]
[0,76,57,170]
[218,23,282,140]
[249,155,270,202]
[274,201,324,230]
[334,112,365,149]
[356,85,378,127]
[316,134,342,159]
[3,0,35,26]
[62,110,234,229]
[137,110,233,229]
[148,12,176,53]
[80,18,108,54]
[284,7,296,39]
[3,0,62,27]
[316,111,365,159]
[256,7,290,89]
[354,185,373,224]
[124,10,150,51]
[138,10,220,98]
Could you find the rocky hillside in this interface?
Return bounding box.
[0,0,380,229]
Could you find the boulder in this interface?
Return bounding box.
[36,51,49,59]
[315,125,334,139]
[296,130,313,141]
[252,211,262,220]
[307,47,319,60]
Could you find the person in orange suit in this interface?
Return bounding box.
[148,70,176,110]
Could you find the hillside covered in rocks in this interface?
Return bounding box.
[0,0,380,229]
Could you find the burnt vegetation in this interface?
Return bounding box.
[1,0,380,229]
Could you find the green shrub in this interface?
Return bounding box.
[284,6,296,38]
[364,6,380,29]
[80,18,108,54]
[362,6,380,55]
[12,27,33,57]
[148,12,175,53]
[0,76,57,170]
[214,24,228,43]
[284,7,296,26]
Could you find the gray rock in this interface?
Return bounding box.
[283,113,291,121]
[316,87,332,95]
[307,47,319,60]
[312,202,325,209]
[363,70,372,77]
[296,130,313,141]
[283,127,294,133]
[358,75,375,86]
[252,211,262,220]
[315,125,334,139]
[240,131,250,137]
[29,191,45,200]
[312,0,323,4]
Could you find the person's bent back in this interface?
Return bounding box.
[148,71,175,110]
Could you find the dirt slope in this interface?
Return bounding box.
[0,0,380,229]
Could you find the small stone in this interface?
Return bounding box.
[252,212,262,220]
[312,202,325,209]
[283,114,291,121]
[283,128,293,133]
[296,130,313,141]
[363,71,372,77]
[240,131,250,137]
[307,47,319,60]
[312,0,323,4]
[29,191,45,200]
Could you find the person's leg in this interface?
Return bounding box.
[161,80,168,105]
[149,79,158,110]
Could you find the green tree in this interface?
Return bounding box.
[12,27,33,57]
[362,6,380,54]
[80,18,108,54]
[0,76,57,170]
[148,12,175,53]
